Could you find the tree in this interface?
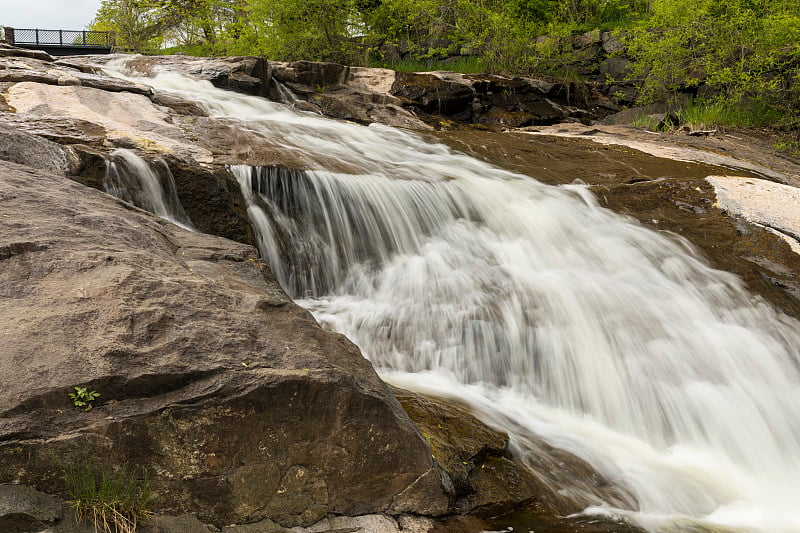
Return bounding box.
[235,0,363,62]
[625,0,800,127]
[91,0,163,52]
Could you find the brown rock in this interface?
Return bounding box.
[0,159,449,527]
[394,389,636,520]
[0,113,107,146]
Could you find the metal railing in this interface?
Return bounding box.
[5,27,111,48]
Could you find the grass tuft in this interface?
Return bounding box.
[63,459,153,533]
[678,100,783,131]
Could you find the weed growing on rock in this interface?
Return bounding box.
[68,386,100,411]
[63,459,153,533]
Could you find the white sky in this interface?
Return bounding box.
[1,0,104,30]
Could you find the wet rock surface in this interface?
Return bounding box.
[433,126,800,319]
[393,389,642,532]
[0,159,449,527]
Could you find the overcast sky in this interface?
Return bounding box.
[2,0,104,30]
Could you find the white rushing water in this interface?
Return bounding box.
[107,62,800,533]
[104,148,194,230]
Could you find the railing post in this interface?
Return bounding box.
[2,27,14,45]
[35,29,39,45]
[83,31,87,46]
[59,29,63,46]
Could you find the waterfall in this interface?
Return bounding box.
[104,148,194,230]
[107,64,800,533]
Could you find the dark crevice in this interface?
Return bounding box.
[0,369,223,420]
[0,241,48,260]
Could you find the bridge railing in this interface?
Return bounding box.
[5,28,111,48]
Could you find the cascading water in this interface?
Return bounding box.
[106,63,800,533]
[104,148,194,230]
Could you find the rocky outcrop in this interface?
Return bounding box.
[0,158,448,527]
[393,389,637,519]
[271,61,620,128]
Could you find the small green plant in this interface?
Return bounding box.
[63,459,153,533]
[775,135,800,158]
[631,113,664,131]
[68,387,100,411]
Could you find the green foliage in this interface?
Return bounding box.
[89,0,800,133]
[68,387,100,411]
[91,0,164,52]
[631,113,666,130]
[679,100,783,130]
[233,0,365,63]
[624,0,800,128]
[63,459,153,533]
[774,133,800,157]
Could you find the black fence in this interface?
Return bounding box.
[5,27,111,48]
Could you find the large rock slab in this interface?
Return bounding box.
[0,53,150,94]
[77,54,273,98]
[0,159,448,527]
[5,82,211,162]
[707,175,800,254]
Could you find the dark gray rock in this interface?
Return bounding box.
[0,43,53,62]
[391,71,475,118]
[599,57,631,82]
[0,123,68,174]
[0,484,62,532]
[271,61,348,90]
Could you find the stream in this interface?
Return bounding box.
[106,64,800,533]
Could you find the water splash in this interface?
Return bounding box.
[104,148,193,230]
[107,62,800,533]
